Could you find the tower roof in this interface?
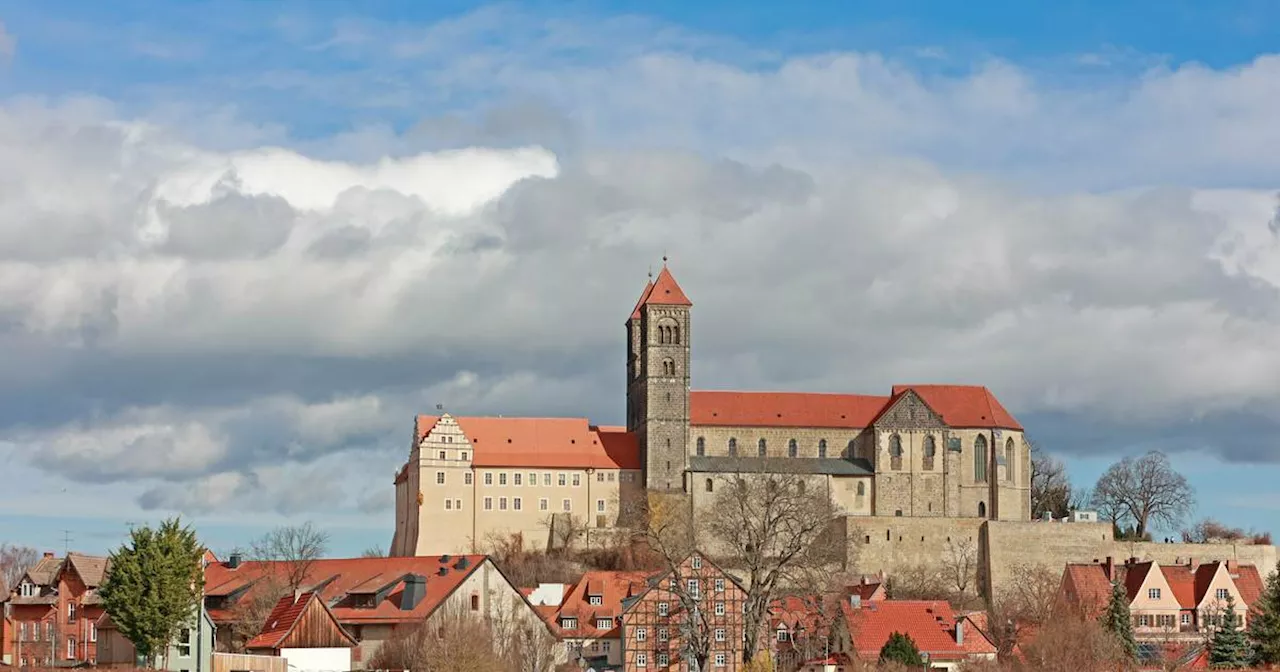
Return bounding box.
[629,281,653,320]
[643,266,692,307]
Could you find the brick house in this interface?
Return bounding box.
[2,552,109,667]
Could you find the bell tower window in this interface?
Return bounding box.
[696,437,705,456]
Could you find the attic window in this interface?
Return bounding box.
[19,582,34,598]
[589,596,602,606]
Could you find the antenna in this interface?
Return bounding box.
[61,530,74,555]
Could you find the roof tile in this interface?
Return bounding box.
[415,416,641,470]
[642,267,691,307]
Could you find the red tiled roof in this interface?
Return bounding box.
[629,281,654,320]
[205,555,488,626]
[1194,563,1221,606]
[553,570,650,639]
[642,267,691,307]
[1162,565,1196,609]
[840,600,976,661]
[888,385,1023,430]
[1233,564,1265,609]
[414,416,641,470]
[957,614,1000,656]
[1062,564,1114,618]
[1125,561,1155,602]
[690,391,889,429]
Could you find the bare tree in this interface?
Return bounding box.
[1028,441,1074,520]
[361,545,385,557]
[1018,613,1128,672]
[702,468,846,663]
[984,563,1060,661]
[249,522,329,593]
[634,492,717,671]
[542,513,588,553]
[1091,451,1195,539]
[0,543,39,595]
[368,603,505,671]
[942,537,979,596]
[227,574,289,653]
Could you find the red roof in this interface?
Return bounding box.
[888,385,1023,430]
[414,415,641,470]
[629,281,654,320]
[1124,561,1155,601]
[245,591,355,650]
[552,570,650,639]
[1161,565,1196,609]
[690,391,889,429]
[205,555,489,626]
[1061,564,1115,618]
[1233,564,1265,609]
[642,267,691,307]
[840,600,987,661]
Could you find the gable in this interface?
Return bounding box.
[1128,562,1181,611]
[871,390,945,430]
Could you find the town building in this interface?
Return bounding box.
[393,265,1031,556]
[245,591,357,671]
[1057,556,1266,639]
[202,553,549,669]
[804,598,997,671]
[1,552,108,667]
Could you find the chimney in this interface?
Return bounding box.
[850,594,862,610]
[1104,557,1115,581]
[43,552,55,559]
[955,619,964,646]
[228,553,242,570]
[1187,557,1195,569]
[401,575,426,611]
[1227,560,1238,573]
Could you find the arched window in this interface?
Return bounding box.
[788,439,798,458]
[696,437,705,456]
[978,501,987,518]
[705,478,714,493]
[856,481,866,496]
[662,359,675,376]
[974,435,989,483]
[818,439,828,459]
[923,435,936,471]
[758,438,767,457]
[728,438,738,457]
[672,325,680,345]
[889,434,903,471]
[846,439,856,459]
[1005,437,1016,483]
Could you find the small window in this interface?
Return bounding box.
[561,617,577,629]
[464,472,473,486]
[573,473,581,487]
[714,578,725,592]
[636,652,648,668]
[658,628,669,642]
[539,498,548,511]
[445,499,453,511]
[777,628,788,642]
[687,578,700,598]
[514,497,522,511]
[715,628,726,642]
[1216,588,1230,600]
[818,439,828,458]
[67,637,76,658]
[436,471,445,485]
[597,472,604,482]
[1181,612,1191,625]
[978,501,987,517]
[514,473,522,486]
[559,473,567,486]
[455,498,462,510]
[658,602,669,617]
[68,603,76,622]
[608,472,615,482]
[636,627,648,642]
[696,437,705,456]
[438,450,446,460]
[543,472,552,486]
[563,499,572,511]
[857,481,866,496]
[484,473,493,485]
[658,653,669,666]
[499,497,507,510]
[19,582,34,598]
[529,472,537,485]
[461,451,469,460]
[471,594,480,611]
[846,439,856,458]
[596,618,611,629]
[692,555,702,569]
[889,434,903,470]
[597,499,606,512]
[499,472,507,486]
[788,439,798,457]
[715,601,726,616]
[705,478,714,493]
[728,438,738,456]
[758,438,767,456]
[1148,588,1161,600]
[483,497,493,510]
[716,653,727,667]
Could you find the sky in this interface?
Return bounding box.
[0,0,1278,558]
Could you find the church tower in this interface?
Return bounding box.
[626,262,692,491]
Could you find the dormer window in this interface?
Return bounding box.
[596,618,612,629]
[354,595,376,609]
[560,617,577,630]
[19,582,34,598]
[589,596,602,606]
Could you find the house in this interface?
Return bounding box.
[203,553,548,668]
[818,598,997,671]
[245,591,357,672]
[95,608,216,672]
[1,552,109,667]
[544,571,650,668]
[1058,556,1266,639]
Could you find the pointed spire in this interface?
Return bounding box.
[629,278,654,320]
[644,265,692,307]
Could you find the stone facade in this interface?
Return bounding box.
[627,298,692,493]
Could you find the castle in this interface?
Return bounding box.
[391,265,1032,556]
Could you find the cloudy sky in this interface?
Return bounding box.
[0,0,1278,557]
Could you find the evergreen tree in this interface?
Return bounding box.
[1249,561,1280,666]
[879,632,923,666]
[1209,593,1252,669]
[1101,578,1137,660]
[99,518,205,668]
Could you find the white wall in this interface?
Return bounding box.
[279,647,352,672]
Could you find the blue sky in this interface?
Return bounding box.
[0,1,1278,558]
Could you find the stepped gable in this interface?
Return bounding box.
[690,390,889,429]
[414,415,641,470]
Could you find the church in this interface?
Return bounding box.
[391,265,1031,556]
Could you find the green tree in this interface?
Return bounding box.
[1101,579,1137,661]
[879,632,923,666]
[99,518,205,668]
[1249,561,1280,666]
[1210,594,1252,668]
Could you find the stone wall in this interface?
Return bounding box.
[841,516,987,583]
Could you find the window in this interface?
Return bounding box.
[67,637,76,659]
[923,435,936,470]
[608,472,616,482]
[818,439,828,458]
[777,628,789,642]
[514,473,522,486]
[603,641,611,652]
[499,497,508,510]
[658,653,669,667]
[19,582,34,598]
[715,578,725,592]
[544,472,552,486]
[704,477,714,493]
[563,499,572,511]
[1149,588,1161,600]
[715,628,726,642]
[68,603,76,623]
[846,439,856,458]
[461,451,469,460]
[445,499,453,511]
[438,450,446,460]
[658,602,669,617]
[45,623,51,640]
[1005,437,1016,482]
[436,471,445,485]
[561,617,577,629]
[597,472,605,482]
[176,627,189,656]
[559,473,567,486]
[529,472,537,485]
[1216,588,1230,600]
[715,602,725,616]
[499,472,507,486]
[658,627,669,642]
[636,627,648,642]
[692,555,702,569]
[636,652,648,667]
[464,472,473,486]
[588,594,603,606]
[978,501,987,517]
[696,437,705,456]
[514,497,522,510]
[18,622,25,642]
[787,438,798,457]
[974,435,989,483]
[484,472,493,485]
[539,498,548,511]
[573,473,581,487]
[596,618,612,629]
[687,579,700,599]
[715,653,727,667]
[484,497,493,510]
[889,434,903,470]
[662,358,675,375]
[758,438,767,457]
[455,498,462,510]
[1181,612,1191,625]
